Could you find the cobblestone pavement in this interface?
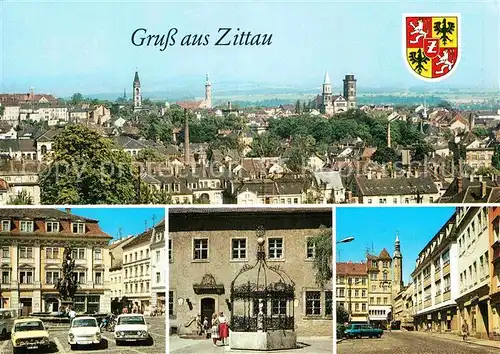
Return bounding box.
[169,335,333,353]
[0,317,166,354]
[337,331,498,354]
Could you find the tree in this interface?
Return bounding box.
[40,125,137,204]
[285,135,316,172]
[337,305,350,324]
[473,127,489,139]
[476,166,499,176]
[70,93,84,105]
[310,225,333,287]
[7,190,34,205]
[372,147,398,163]
[136,148,166,162]
[0,106,4,118]
[55,248,79,303]
[492,145,500,170]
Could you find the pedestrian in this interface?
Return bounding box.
[203,317,210,339]
[428,322,432,334]
[462,320,469,341]
[68,307,77,322]
[122,306,128,314]
[211,313,220,347]
[218,311,229,346]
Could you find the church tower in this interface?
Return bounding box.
[133,71,142,109]
[321,71,333,115]
[392,231,404,297]
[204,74,212,109]
[343,74,357,109]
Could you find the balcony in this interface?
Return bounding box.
[442,264,451,276]
[423,277,431,288]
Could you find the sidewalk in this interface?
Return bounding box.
[411,330,500,350]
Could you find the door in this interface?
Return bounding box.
[478,302,489,337]
[20,299,32,317]
[201,298,215,325]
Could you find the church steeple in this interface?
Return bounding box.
[204,73,212,109]
[321,71,333,115]
[392,231,403,296]
[133,70,142,109]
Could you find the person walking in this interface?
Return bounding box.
[218,311,229,346]
[211,313,220,347]
[462,320,469,341]
[203,317,210,339]
[68,307,77,322]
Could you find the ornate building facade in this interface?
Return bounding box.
[0,208,112,315]
[169,208,333,337]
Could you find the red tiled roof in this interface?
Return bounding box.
[336,262,367,275]
[378,248,392,260]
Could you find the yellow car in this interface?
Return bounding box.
[11,318,51,353]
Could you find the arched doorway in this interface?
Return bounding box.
[201,298,215,325]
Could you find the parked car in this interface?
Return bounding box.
[11,318,51,353]
[0,309,18,338]
[68,316,104,350]
[114,314,152,346]
[344,324,383,339]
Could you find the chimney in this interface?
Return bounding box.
[457,177,463,193]
[376,171,382,179]
[469,174,474,182]
[481,181,487,198]
[65,208,71,214]
[367,170,372,179]
[183,109,190,166]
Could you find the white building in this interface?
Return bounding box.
[150,220,166,312]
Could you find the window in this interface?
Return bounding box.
[45,271,59,284]
[156,272,161,284]
[370,273,377,280]
[73,272,86,284]
[72,223,85,234]
[271,299,286,315]
[1,220,10,232]
[268,238,283,259]
[20,221,34,233]
[2,247,8,258]
[146,281,149,291]
[95,272,102,284]
[372,261,377,268]
[354,290,359,298]
[168,239,172,262]
[156,250,161,263]
[169,291,174,316]
[87,295,100,314]
[383,298,388,304]
[306,238,316,259]
[193,239,208,260]
[305,291,321,315]
[19,246,32,259]
[124,255,128,264]
[1,271,9,284]
[71,248,85,260]
[423,266,431,279]
[362,303,367,312]
[19,270,33,284]
[383,272,388,280]
[134,252,137,261]
[434,258,440,271]
[444,275,451,292]
[325,291,333,316]
[140,250,143,259]
[231,239,247,259]
[45,247,59,259]
[46,221,59,233]
[94,248,102,260]
[338,288,345,297]
[362,289,366,297]
[442,249,450,265]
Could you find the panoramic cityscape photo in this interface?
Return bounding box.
[0,1,498,206]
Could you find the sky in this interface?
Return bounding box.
[58,207,165,240]
[336,206,455,284]
[1,0,498,96]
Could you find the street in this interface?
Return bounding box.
[169,335,333,353]
[337,331,498,354]
[0,317,165,354]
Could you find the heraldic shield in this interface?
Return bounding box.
[403,14,460,81]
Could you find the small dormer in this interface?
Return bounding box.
[1,219,11,232]
[71,219,86,234]
[45,218,60,233]
[19,218,34,233]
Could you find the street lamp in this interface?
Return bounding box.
[337,237,354,244]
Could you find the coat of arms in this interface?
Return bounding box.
[403,14,460,81]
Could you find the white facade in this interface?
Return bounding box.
[150,222,166,311]
[364,193,439,205]
[456,207,490,299]
[123,236,152,314]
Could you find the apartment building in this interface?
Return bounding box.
[150,219,166,311]
[489,206,500,340]
[456,207,491,339]
[412,212,458,333]
[122,228,152,314]
[336,262,369,323]
[0,208,112,315]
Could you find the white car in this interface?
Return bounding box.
[68,316,103,350]
[114,314,151,346]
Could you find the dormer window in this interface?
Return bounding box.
[46,221,59,233]
[173,183,180,193]
[1,220,10,232]
[20,220,34,233]
[72,222,85,234]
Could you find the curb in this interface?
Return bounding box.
[410,332,500,350]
